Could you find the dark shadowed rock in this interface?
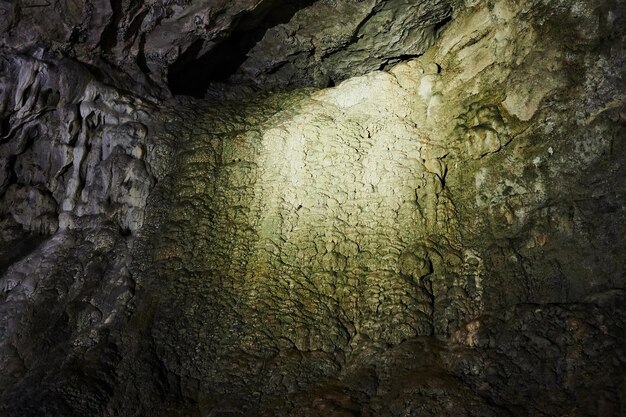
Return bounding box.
[0,0,624,416]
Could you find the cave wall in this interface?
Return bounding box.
[0,0,625,416]
[0,48,180,415]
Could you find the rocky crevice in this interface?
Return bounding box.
[166,0,320,97]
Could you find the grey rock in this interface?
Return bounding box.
[231,0,453,89]
[0,0,624,416]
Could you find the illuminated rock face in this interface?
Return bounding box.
[0,0,625,416]
[145,71,475,373]
[243,75,465,346]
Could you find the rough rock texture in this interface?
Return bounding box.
[0,0,277,88]
[0,0,455,95]
[229,0,453,89]
[1,0,625,416]
[0,48,178,416]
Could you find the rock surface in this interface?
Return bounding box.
[229,0,453,89]
[0,0,625,416]
[0,0,455,95]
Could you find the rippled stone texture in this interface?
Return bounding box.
[0,0,625,416]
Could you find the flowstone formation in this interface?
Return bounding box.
[0,0,625,416]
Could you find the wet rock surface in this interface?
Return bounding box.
[1,0,625,416]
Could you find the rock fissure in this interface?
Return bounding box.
[167,0,320,97]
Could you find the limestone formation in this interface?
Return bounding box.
[0,0,625,416]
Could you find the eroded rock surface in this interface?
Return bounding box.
[0,0,456,96]
[230,0,453,89]
[0,48,178,416]
[0,0,625,416]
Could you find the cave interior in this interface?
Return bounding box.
[0,0,625,416]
